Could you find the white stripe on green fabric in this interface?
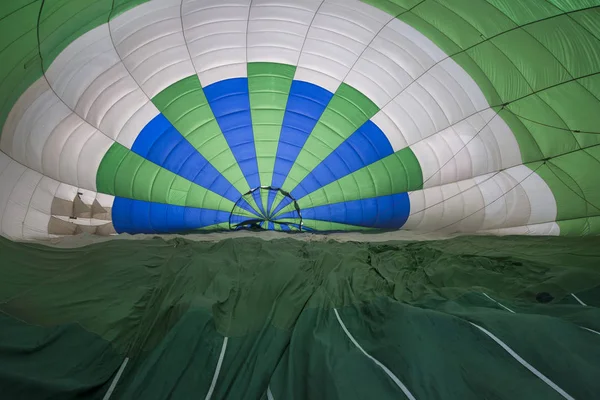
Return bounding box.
[580,327,600,336]
[333,309,416,400]
[267,386,275,400]
[205,336,228,400]
[482,292,516,313]
[102,357,129,400]
[571,293,587,306]
[470,322,574,400]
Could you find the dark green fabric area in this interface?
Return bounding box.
[0,235,599,399]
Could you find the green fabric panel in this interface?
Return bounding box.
[525,15,600,79]
[282,83,380,193]
[570,8,600,38]
[536,148,600,223]
[0,313,123,400]
[435,0,517,38]
[247,62,296,191]
[506,96,578,158]
[278,148,422,214]
[558,216,600,236]
[2,235,600,397]
[462,41,532,102]
[546,0,600,11]
[152,75,257,209]
[38,0,113,70]
[408,1,485,50]
[96,143,234,210]
[483,0,561,25]
[491,29,570,93]
[336,300,572,399]
[536,81,600,134]
[0,1,42,136]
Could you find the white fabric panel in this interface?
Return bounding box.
[411,110,522,188]
[22,177,60,239]
[505,165,557,224]
[247,0,322,65]
[45,24,159,146]
[404,166,556,234]
[96,193,115,209]
[54,185,114,209]
[0,154,26,238]
[294,0,392,93]
[370,111,408,152]
[1,78,113,191]
[344,19,439,107]
[478,222,560,237]
[52,215,114,227]
[55,183,80,202]
[183,0,251,86]
[3,168,42,239]
[110,0,196,98]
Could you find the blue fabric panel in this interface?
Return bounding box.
[112,197,230,234]
[271,196,293,218]
[203,78,262,201]
[279,224,290,232]
[131,114,247,210]
[291,120,394,200]
[270,80,333,194]
[277,193,410,230]
[266,190,279,217]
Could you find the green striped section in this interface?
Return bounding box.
[275,148,423,216]
[39,0,112,70]
[279,83,380,193]
[360,0,600,235]
[536,145,600,227]
[558,216,600,236]
[152,75,260,211]
[248,62,296,211]
[0,0,152,136]
[96,143,234,211]
[0,1,44,136]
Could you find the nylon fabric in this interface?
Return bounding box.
[1,235,599,399]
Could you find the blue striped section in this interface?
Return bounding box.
[276,193,410,229]
[268,81,333,212]
[112,197,230,234]
[131,114,255,213]
[269,119,393,217]
[203,78,264,213]
[291,120,394,199]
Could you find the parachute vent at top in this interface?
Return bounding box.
[1,0,600,240]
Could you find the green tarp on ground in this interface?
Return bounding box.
[1,235,599,399]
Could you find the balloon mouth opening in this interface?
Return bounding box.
[229,187,303,232]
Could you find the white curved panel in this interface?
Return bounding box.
[404,165,556,234]
[412,109,522,188]
[294,0,392,93]
[247,0,322,65]
[110,0,196,98]
[44,24,159,146]
[1,78,113,191]
[183,0,251,86]
[478,222,560,236]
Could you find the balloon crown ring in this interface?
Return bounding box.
[229,187,303,232]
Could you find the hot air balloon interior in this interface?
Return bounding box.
[1,1,599,399]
